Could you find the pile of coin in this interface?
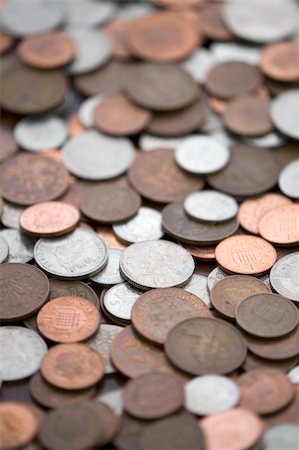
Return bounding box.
[0,0,299,449]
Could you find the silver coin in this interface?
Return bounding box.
[262,424,299,450]
[243,132,286,149]
[175,136,230,174]
[271,90,299,140]
[14,115,67,152]
[113,207,163,244]
[116,3,155,20]
[1,202,24,229]
[288,365,299,384]
[0,236,9,263]
[0,326,47,381]
[120,240,195,290]
[0,228,35,263]
[185,375,240,416]
[49,278,99,308]
[208,266,271,291]
[67,30,112,75]
[182,49,215,84]
[270,252,299,303]
[78,95,103,128]
[90,248,124,286]
[210,42,261,66]
[222,0,297,43]
[209,128,235,147]
[103,281,142,321]
[139,134,184,152]
[97,389,124,416]
[278,159,299,199]
[34,228,108,279]
[85,324,122,374]
[183,273,211,308]
[65,1,117,28]
[62,130,135,180]
[184,191,238,223]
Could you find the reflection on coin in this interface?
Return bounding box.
[103,282,142,321]
[278,159,299,199]
[0,228,35,263]
[113,207,163,244]
[85,324,122,374]
[271,90,299,140]
[183,273,211,308]
[0,236,9,263]
[270,253,299,303]
[184,191,238,222]
[90,248,124,286]
[263,424,299,450]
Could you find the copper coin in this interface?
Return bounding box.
[263,393,299,429]
[0,402,39,450]
[126,12,198,62]
[41,343,104,390]
[18,31,75,69]
[200,407,264,450]
[0,263,50,322]
[260,42,299,82]
[87,401,120,446]
[181,243,216,261]
[37,296,100,343]
[96,226,127,249]
[205,61,262,99]
[80,184,141,224]
[0,125,18,163]
[128,150,204,204]
[207,144,279,197]
[0,32,15,54]
[67,113,86,137]
[258,204,299,245]
[210,275,270,320]
[94,94,151,136]
[103,19,131,60]
[113,414,153,450]
[200,3,233,41]
[238,368,295,414]
[20,201,80,237]
[236,293,299,338]
[0,154,69,206]
[238,193,292,235]
[242,352,299,373]
[132,288,210,345]
[49,278,99,308]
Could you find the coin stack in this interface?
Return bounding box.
[0,0,299,449]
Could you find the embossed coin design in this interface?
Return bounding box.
[49,279,99,308]
[258,204,299,245]
[270,253,299,303]
[103,282,143,321]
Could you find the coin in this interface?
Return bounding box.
[184,191,238,222]
[103,19,131,60]
[0,32,15,54]
[96,226,127,250]
[263,424,299,450]
[278,159,299,199]
[90,248,124,286]
[258,204,299,245]
[98,389,123,416]
[102,282,142,321]
[65,1,116,28]
[85,324,122,374]
[270,253,299,303]
[113,207,163,244]
[181,243,216,261]
[0,235,9,263]
[0,125,18,163]
[271,89,299,140]
[243,352,299,374]
[236,293,299,338]
[183,273,211,308]
[288,366,299,384]
[78,94,102,128]
[49,278,99,308]
[200,3,232,42]
[260,42,299,82]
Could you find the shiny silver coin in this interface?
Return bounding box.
[183,273,211,308]
[78,95,102,128]
[262,424,299,450]
[0,236,9,263]
[120,240,195,290]
[185,375,240,416]
[113,207,163,244]
[288,365,299,384]
[184,191,238,223]
[175,136,230,174]
[65,1,117,28]
[270,252,299,303]
[49,278,99,308]
[90,248,124,286]
[97,389,124,416]
[85,324,122,374]
[62,130,135,180]
[1,202,24,229]
[103,282,142,321]
[243,132,286,149]
[0,326,47,381]
[34,228,108,279]
[210,42,261,66]
[139,134,184,152]
[0,228,35,263]
[278,159,299,199]
[271,90,299,140]
[182,49,215,84]
[14,115,67,152]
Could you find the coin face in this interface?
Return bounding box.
[90,248,124,286]
[270,252,299,303]
[271,89,299,140]
[258,204,299,245]
[103,282,142,321]
[260,42,299,82]
[278,159,299,199]
[184,191,238,222]
[113,207,163,244]
[49,278,99,308]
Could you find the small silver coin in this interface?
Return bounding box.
[288,365,299,384]
[97,389,124,416]
[103,282,142,321]
[183,273,211,308]
[271,90,299,140]
[175,136,230,174]
[262,424,299,450]
[78,95,102,128]
[65,1,117,28]
[0,326,47,381]
[0,236,9,263]
[62,130,135,180]
[270,252,299,303]
[49,278,99,308]
[113,207,163,244]
[0,228,35,263]
[90,248,124,286]
[184,191,238,223]
[210,42,261,66]
[139,134,184,152]
[182,49,215,84]
[85,324,122,374]
[1,202,24,229]
[185,375,240,416]
[278,159,299,199]
[243,132,286,149]
[120,240,195,290]
[34,228,108,279]
[14,115,67,152]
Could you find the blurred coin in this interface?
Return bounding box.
[258,204,299,245]
[183,273,211,308]
[182,48,215,84]
[243,131,286,149]
[0,229,35,263]
[242,352,299,373]
[210,42,261,66]
[140,134,184,151]
[85,324,122,374]
[102,282,142,321]
[288,366,299,384]
[263,424,299,450]
[278,159,299,199]
[181,243,216,262]
[78,95,102,128]
[113,413,150,450]
[103,19,131,60]
[271,89,299,140]
[0,32,15,54]
[260,42,299,82]
[97,389,123,416]
[49,278,99,308]
[65,1,117,28]
[270,253,299,303]
[184,191,238,222]
[96,226,127,250]
[0,125,18,163]
[113,207,163,244]
[0,235,9,263]
[90,248,124,286]
[201,3,232,41]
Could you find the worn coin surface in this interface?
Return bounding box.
[103,282,142,321]
[85,324,122,374]
[278,159,299,199]
[270,253,299,303]
[258,204,299,245]
[113,207,163,244]
[0,229,35,263]
[271,89,299,140]
[0,235,9,263]
[90,248,124,286]
[184,191,238,222]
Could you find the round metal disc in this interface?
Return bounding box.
[271,90,299,140]
[278,159,299,199]
[184,191,238,222]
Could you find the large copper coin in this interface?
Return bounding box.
[258,204,299,245]
[236,293,299,338]
[165,317,247,375]
[245,326,299,360]
[260,42,299,82]
[132,288,211,345]
[0,125,18,163]
[0,263,49,322]
[0,154,69,205]
[128,150,204,204]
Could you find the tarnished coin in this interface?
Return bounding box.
[260,42,299,82]
[270,253,299,303]
[183,274,211,308]
[103,282,143,321]
[120,240,194,290]
[278,159,299,199]
[85,324,122,374]
[34,228,108,279]
[184,191,238,222]
[242,352,299,374]
[113,207,163,244]
[258,204,299,245]
[90,249,124,286]
[271,89,299,140]
[0,125,18,163]
[0,326,47,381]
[49,279,99,308]
[263,424,299,450]
[0,235,9,263]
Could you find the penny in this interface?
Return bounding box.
[128,149,204,203]
[278,159,299,199]
[185,375,240,416]
[263,424,299,450]
[0,235,9,263]
[270,253,299,303]
[49,279,99,308]
[183,273,211,308]
[201,3,233,41]
[271,89,299,140]
[184,191,238,222]
[165,317,247,375]
[0,32,15,54]
[78,95,102,128]
[288,366,299,384]
[0,125,18,163]
[113,207,163,244]
[41,343,104,390]
[258,204,299,245]
[90,248,124,286]
[238,368,295,414]
[96,226,127,250]
[260,42,299,82]
[102,282,143,321]
[103,19,131,60]
[236,293,299,338]
[0,154,69,206]
[182,243,215,261]
[242,352,299,374]
[0,326,47,381]
[113,413,151,450]
[80,184,141,224]
[85,324,122,374]
[210,275,270,320]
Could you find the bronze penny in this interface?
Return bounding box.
[0,124,18,163]
[242,352,299,373]
[238,368,295,415]
[236,293,299,338]
[258,204,299,245]
[128,150,204,204]
[132,288,211,345]
[181,243,216,261]
[87,401,120,446]
[200,3,233,41]
[0,154,69,206]
[49,278,99,308]
[94,94,152,136]
[245,326,299,360]
[260,42,299,82]
[41,343,104,390]
[80,184,141,224]
[0,32,15,54]
[113,414,151,450]
[210,275,270,320]
[18,31,75,69]
[165,317,247,375]
[0,263,50,322]
[123,373,184,420]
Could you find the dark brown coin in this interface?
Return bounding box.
[128,150,204,204]
[205,61,262,99]
[0,154,69,205]
[242,352,299,373]
[85,401,120,447]
[181,243,216,261]
[1,62,67,114]
[200,3,233,41]
[207,144,279,197]
[80,184,141,224]
[0,125,18,163]
[165,317,247,375]
[49,278,99,308]
[162,202,238,245]
[0,263,50,321]
[113,414,151,450]
[236,293,299,338]
[260,41,299,82]
[272,142,299,169]
[210,275,271,320]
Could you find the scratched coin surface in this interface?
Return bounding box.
[103,282,143,321]
[113,207,163,244]
[258,204,299,245]
[85,324,122,374]
[278,159,299,199]
[0,235,9,263]
[184,191,238,222]
[90,248,124,286]
[270,253,299,303]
